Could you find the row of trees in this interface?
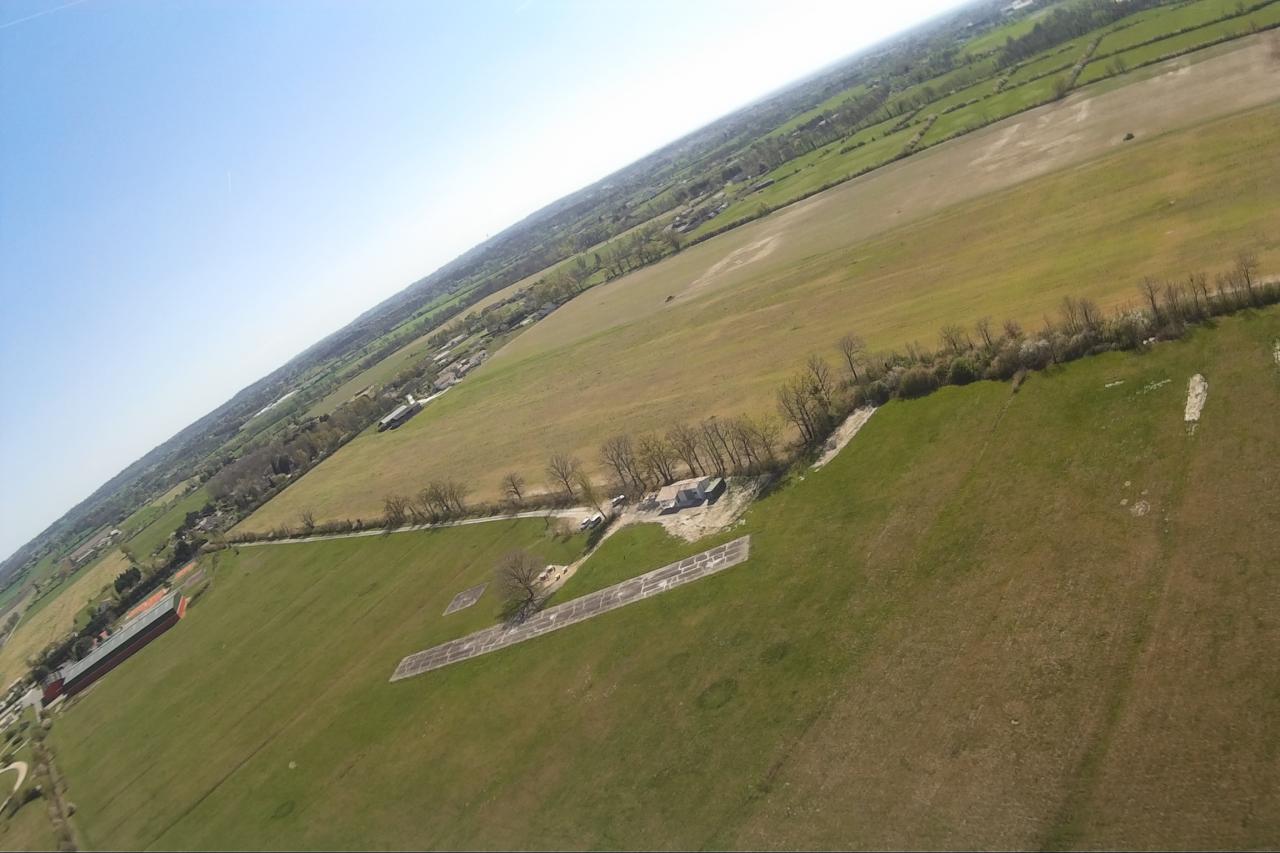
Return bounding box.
[233,251,1274,544]
[207,395,384,511]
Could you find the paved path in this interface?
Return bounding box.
[391,535,751,682]
[236,507,594,547]
[0,760,28,813]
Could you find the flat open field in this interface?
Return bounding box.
[241,38,1280,532]
[53,309,1280,849]
[0,549,127,686]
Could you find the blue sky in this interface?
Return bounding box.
[0,0,961,559]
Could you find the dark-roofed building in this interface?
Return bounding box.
[42,592,187,702]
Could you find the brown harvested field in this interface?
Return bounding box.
[241,39,1280,533]
[0,549,127,686]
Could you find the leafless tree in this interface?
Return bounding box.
[698,418,731,475]
[1002,318,1024,340]
[666,423,704,477]
[495,549,544,624]
[939,323,971,354]
[440,479,468,515]
[975,317,994,350]
[777,376,819,446]
[501,471,525,505]
[638,433,677,485]
[805,354,836,415]
[574,471,606,515]
[837,333,866,381]
[600,434,643,491]
[1078,297,1102,332]
[1139,277,1162,320]
[1188,272,1210,317]
[299,510,316,533]
[1162,283,1186,324]
[546,452,581,501]
[1236,250,1260,303]
[1059,297,1082,335]
[383,495,411,529]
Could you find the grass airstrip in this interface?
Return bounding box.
[49,308,1280,849]
[242,40,1280,532]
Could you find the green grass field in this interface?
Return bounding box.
[124,487,210,560]
[1095,0,1264,56]
[1079,2,1280,86]
[549,523,706,604]
[52,308,1280,849]
[241,71,1280,533]
[919,71,1064,146]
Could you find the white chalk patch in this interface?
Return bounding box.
[1184,374,1208,426]
[812,407,878,470]
[1120,498,1129,507]
[1139,378,1171,394]
[1105,380,1125,388]
[1272,339,1279,367]
[1130,500,1150,518]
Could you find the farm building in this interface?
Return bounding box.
[42,591,187,702]
[66,526,122,568]
[377,395,423,432]
[656,476,726,514]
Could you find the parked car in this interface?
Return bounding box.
[610,494,627,508]
[579,512,605,531]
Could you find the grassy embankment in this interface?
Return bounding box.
[52,307,1280,849]
[242,92,1280,532]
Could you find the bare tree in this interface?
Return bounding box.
[1002,318,1024,340]
[441,479,468,515]
[1162,283,1186,324]
[1188,272,1210,318]
[1078,297,1102,332]
[546,452,581,501]
[698,418,730,475]
[1236,250,1260,304]
[1058,297,1082,335]
[777,377,816,446]
[1139,277,1162,320]
[939,323,971,354]
[805,354,836,415]
[638,433,677,484]
[299,510,316,533]
[575,472,606,515]
[383,495,411,529]
[495,549,544,624]
[600,435,642,491]
[837,333,866,381]
[501,472,525,505]
[975,317,994,350]
[666,423,704,477]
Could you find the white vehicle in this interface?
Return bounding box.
[610,494,627,507]
[579,512,605,531]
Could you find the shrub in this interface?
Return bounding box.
[897,367,937,399]
[1019,338,1053,370]
[858,380,891,406]
[947,357,979,386]
[985,341,1022,380]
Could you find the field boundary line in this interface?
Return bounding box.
[234,507,592,547]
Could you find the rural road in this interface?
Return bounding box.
[236,506,596,547]
[0,760,29,813]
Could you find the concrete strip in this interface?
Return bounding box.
[390,535,752,682]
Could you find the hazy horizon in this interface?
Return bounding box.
[0,0,965,561]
